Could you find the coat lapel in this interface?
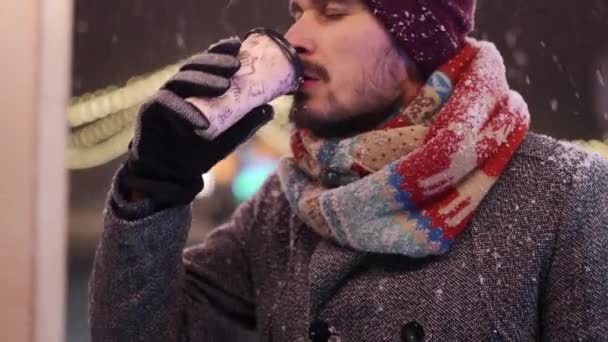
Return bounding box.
[308,239,368,316]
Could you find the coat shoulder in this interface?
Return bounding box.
[476,131,608,264]
[470,132,607,269]
[515,132,608,182]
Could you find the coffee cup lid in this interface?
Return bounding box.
[244,27,304,82]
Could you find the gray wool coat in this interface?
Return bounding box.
[89,133,608,342]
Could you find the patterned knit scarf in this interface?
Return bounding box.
[278,39,531,257]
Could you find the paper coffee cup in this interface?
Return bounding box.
[186,28,303,140]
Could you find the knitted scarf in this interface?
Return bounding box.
[278,40,531,257]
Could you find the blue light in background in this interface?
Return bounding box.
[231,161,277,202]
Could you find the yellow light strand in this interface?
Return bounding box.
[66,61,608,169]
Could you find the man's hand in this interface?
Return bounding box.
[119,37,274,207]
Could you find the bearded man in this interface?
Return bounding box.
[90,0,608,340]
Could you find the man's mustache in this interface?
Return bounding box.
[302,60,330,82]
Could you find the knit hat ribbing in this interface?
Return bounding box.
[364,0,477,77]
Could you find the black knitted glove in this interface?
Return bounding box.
[118,37,274,207]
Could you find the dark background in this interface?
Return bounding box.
[71,0,608,138]
[67,1,608,340]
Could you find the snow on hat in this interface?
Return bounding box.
[365,0,476,77]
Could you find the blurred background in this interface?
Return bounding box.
[66,0,608,340]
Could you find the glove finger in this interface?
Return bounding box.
[141,89,210,130]
[206,37,241,56]
[164,70,230,99]
[180,53,240,78]
[212,104,274,153]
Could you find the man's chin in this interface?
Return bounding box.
[289,93,400,139]
[289,104,341,138]
[290,108,386,139]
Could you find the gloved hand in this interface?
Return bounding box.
[118,37,274,207]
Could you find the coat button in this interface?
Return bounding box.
[401,321,425,342]
[489,329,502,341]
[320,169,341,188]
[309,319,331,342]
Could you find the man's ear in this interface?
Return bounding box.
[392,39,424,83]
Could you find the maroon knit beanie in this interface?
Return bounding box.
[364,0,476,77]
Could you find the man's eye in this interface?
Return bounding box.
[322,8,346,19]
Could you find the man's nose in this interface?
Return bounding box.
[284,18,316,56]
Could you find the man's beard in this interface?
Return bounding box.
[289,91,401,139]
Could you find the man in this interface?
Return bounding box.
[89,0,608,340]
